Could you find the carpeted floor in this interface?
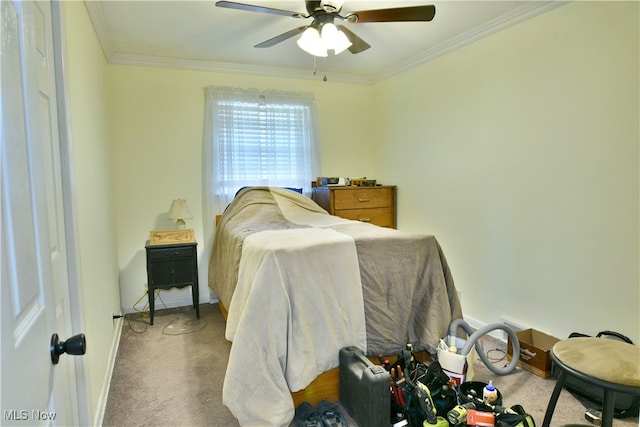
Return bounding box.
[103,303,238,427]
[103,303,639,426]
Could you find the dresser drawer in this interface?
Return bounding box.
[312,185,397,228]
[333,188,393,210]
[336,207,394,228]
[147,246,193,261]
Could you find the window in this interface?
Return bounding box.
[202,86,320,245]
[213,97,315,193]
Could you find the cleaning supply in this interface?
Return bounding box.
[483,381,498,404]
[445,318,521,376]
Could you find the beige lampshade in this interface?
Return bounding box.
[167,199,193,229]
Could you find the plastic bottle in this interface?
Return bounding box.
[483,380,498,403]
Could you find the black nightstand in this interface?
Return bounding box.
[145,240,199,325]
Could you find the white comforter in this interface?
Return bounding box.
[223,227,366,426]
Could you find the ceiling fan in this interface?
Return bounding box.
[215,0,436,57]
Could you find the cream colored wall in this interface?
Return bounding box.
[62,1,121,421]
[62,4,638,422]
[374,1,639,343]
[107,66,376,312]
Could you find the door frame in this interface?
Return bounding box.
[49,2,90,424]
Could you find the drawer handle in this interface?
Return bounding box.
[358,217,371,222]
[358,198,370,202]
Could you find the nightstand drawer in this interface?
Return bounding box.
[336,207,394,228]
[147,246,193,261]
[333,188,393,210]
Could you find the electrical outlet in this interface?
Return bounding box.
[112,312,123,329]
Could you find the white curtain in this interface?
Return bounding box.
[202,86,320,279]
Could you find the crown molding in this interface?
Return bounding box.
[84,0,567,85]
[371,1,569,83]
[83,1,114,61]
[108,53,374,84]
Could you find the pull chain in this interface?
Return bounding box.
[323,57,328,81]
[311,56,328,81]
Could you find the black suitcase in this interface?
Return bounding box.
[339,346,390,427]
[552,331,640,418]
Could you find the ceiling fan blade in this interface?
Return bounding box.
[346,5,435,23]
[215,1,308,18]
[336,25,370,54]
[254,26,308,48]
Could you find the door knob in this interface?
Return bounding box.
[50,333,86,365]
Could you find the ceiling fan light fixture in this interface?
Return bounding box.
[320,23,339,45]
[300,23,351,56]
[217,1,436,57]
[297,27,328,57]
[331,28,352,54]
[321,23,352,55]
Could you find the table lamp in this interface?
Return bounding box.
[167,199,192,229]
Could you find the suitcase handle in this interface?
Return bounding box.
[346,347,387,375]
[353,350,374,367]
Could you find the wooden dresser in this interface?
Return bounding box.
[312,185,397,228]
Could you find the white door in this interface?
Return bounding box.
[1,1,81,425]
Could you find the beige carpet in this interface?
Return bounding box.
[103,304,239,427]
[103,303,639,426]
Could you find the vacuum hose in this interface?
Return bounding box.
[448,318,521,375]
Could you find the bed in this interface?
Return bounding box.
[209,186,462,426]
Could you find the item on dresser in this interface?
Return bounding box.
[312,184,397,228]
[316,176,346,186]
[348,177,377,187]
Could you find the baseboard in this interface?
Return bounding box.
[93,316,124,426]
[462,314,508,342]
[122,294,212,315]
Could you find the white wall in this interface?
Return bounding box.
[373,1,639,343]
[62,1,121,421]
[106,67,377,312]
